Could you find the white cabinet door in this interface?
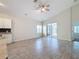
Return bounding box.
[3,19,11,28]
[3,34,12,44]
[0,18,3,28]
[0,18,11,28]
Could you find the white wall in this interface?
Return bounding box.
[44,8,72,41]
[72,4,79,22]
[0,14,41,42]
[12,17,41,42]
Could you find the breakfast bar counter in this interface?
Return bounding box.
[0,39,8,59]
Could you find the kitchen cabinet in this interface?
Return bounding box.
[3,34,12,44]
[0,18,11,28]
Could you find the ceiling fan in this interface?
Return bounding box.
[33,0,38,2]
[33,0,50,12]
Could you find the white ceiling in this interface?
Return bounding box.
[0,0,79,21]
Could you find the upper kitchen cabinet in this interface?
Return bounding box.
[0,18,11,28]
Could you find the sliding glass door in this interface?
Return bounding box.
[36,23,57,38]
[47,24,52,36]
[52,23,57,37]
[47,23,57,37]
[36,25,42,37]
[43,25,47,36]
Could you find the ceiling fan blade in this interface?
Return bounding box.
[44,4,49,7]
[46,4,50,7]
[33,0,38,2]
[36,7,40,10]
[45,9,50,11]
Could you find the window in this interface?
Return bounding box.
[43,25,46,36]
[74,26,79,33]
[48,24,52,35]
[36,25,42,34]
[52,23,57,36]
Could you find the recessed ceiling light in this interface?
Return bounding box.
[0,2,5,7]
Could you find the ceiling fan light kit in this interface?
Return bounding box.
[0,2,5,7]
[33,0,50,12]
[34,0,38,2]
